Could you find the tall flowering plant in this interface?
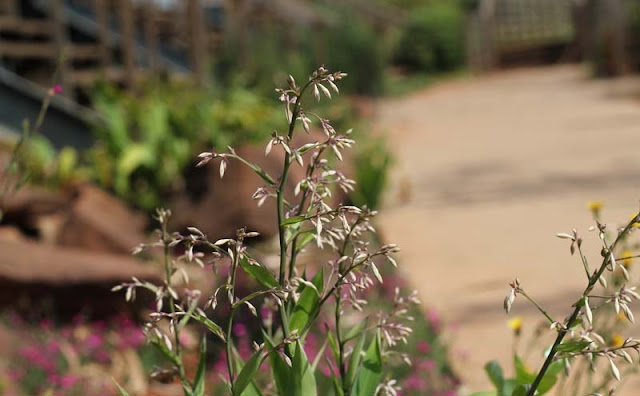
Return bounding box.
[114,67,417,396]
[476,203,640,396]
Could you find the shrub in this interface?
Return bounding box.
[323,18,387,96]
[87,79,281,211]
[394,1,465,73]
[350,135,393,210]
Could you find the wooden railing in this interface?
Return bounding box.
[0,0,212,98]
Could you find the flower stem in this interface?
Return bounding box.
[527,215,639,395]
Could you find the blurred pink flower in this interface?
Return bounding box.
[427,308,441,331]
[419,359,437,371]
[417,340,431,354]
[405,374,427,390]
[86,334,103,349]
[233,323,247,337]
[60,374,79,389]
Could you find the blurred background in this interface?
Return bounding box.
[1,0,640,394]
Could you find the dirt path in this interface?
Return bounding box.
[375,65,640,394]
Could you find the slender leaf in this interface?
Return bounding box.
[555,341,590,353]
[513,355,534,384]
[112,378,131,396]
[511,385,530,396]
[281,215,306,226]
[500,379,519,396]
[191,339,207,396]
[240,258,278,289]
[484,360,504,389]
[191,311,226,341]
[233,346,264,396]
[263,331,288,395]
[344,320,367,343]
[286,341,317,396]
[327,331,341,371]
[352,331,382,396]
[346,333,366,389]
[289,269,324,333]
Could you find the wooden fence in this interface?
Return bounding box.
[0,0,215,98]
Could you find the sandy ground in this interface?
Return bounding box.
[375,65,640,395]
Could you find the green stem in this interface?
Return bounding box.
[275,82,311,342]
[526,215,639,396]
[288,146,327,278]
[162,228,188,391]
[226,246,240,388]
[519,290,554,324]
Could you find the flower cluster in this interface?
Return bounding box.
[114,67,418,396]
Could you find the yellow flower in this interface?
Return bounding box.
[630,214,640,228]
[587,201,604,213]
[617,312,627,322]
[610,334,624,348]
[508,317,523,335]
[621,250,633,268]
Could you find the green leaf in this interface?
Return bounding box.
[555,341,590,353]
[112,378,131,396]
[346,333,366,389]
[513,355,535,384]
[191,311,226,342]
[115,143,153,195]
[484,360,504,389]
[511,385,530,396]
[191,338,207,396]
[344,320,367,343]
[263,331,288,395]
[240,257,279,289]
[468,392,497,396]
[233,346,264,396]
[500,380,519,396]
[281,215,306,226]
[151,338,180,367]
[535,361,563,395]
[286,341,317,396]
[327,331,341,370]
[352,331,382,396]
[289,268,324,333]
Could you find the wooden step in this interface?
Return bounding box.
[0,41,58,58]
[69,67,127,86]
[68,44,103,60]
[0,16,54,36]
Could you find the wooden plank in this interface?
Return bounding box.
[0,42,58,58]
[0,16,54,36]
[186,0,207,84]
[69,67,126,86]
[69,44,103,60]
[94,0,111,68]
[51,0,70,96]
[117,0,135,87]
[1,0,19,16]
[142,2,158,69]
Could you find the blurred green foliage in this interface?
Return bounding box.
[87,78,282,211]
[17,136,85,188]
[350,135,393,210]
[323,18,387,96]
[394,1,465,73]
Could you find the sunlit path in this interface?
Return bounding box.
[376,65,640,393]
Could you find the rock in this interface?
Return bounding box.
[57,184,147,254]
[0,187,70,239]
[0,238,161,318]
